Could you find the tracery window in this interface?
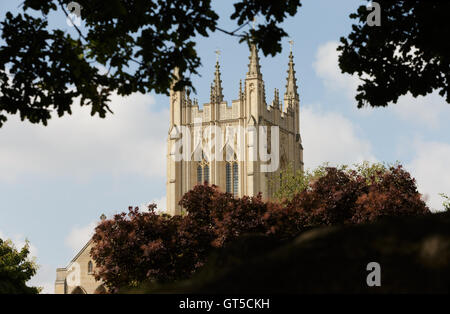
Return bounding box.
[226,156,239,195]
[197,152,210,184]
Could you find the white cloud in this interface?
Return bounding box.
[65,221,97,253]
[0,93,168,182]
[301,105,376,169]
[313,41,361,99]
[407,140,450,212]
[392,92,450,129]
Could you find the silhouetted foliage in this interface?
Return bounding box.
[135,211,450,294]
[338,1,450,108]
[91,164,430,291]
[0,0,301,127]
[0,238,39,294]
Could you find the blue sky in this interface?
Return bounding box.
[1,0,450,293]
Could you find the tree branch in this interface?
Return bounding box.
[215,21,250,38]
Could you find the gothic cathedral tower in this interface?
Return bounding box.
[166,44,304,215]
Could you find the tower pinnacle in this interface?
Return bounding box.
[247,43,262,78]
[212,52,224,103]
[284,46,299,101]
[272,88,280,109]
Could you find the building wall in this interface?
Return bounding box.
[55,240,105,294]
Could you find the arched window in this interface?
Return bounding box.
[226,163,232,193]
[197,154,210,184]
[197,165,202,183]
[88,261,93,274]
[204,165,210,184]
[233,163,239,195]
[226,161,239,196]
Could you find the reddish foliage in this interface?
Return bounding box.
[351,166,430,223]
[210,194,268,247]
[91,165,430,291]
[90,205,186,291]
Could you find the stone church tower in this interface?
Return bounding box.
[166,43,303,215]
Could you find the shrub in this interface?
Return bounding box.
[0,238,39,294]
[91,162,430,291]
[90,206,186,291]
[352,165,430,223]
